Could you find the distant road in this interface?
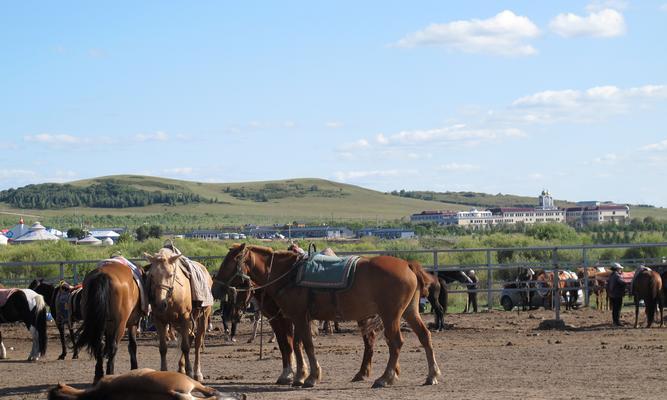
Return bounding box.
[0,210,43,218]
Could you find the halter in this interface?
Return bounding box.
[147,258,180,302]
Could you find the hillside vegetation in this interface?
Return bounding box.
[390,189,576,209]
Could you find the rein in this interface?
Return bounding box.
[214,249,297,297]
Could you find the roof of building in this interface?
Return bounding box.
[13,222,60,242]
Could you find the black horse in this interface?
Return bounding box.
[428,270,472,331]
[0,288,48,361]
[29,279,83,360]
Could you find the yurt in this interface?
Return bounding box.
[77,234,102,246]
[102,237,114,246]
[5,218,30,241]
[12,222,60,243]
[90,230,121,242]
[0,234,8,246]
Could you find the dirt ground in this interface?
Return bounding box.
[1,307,666,400]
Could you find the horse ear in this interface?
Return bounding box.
[237,243,246,252]
[143,252,155,263]
[169,254,182,264]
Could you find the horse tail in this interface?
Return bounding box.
[34,294,48,356]
[407,260,428,298]
[77,271,110,356]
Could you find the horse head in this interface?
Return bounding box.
[214,243,257,317]
[143,248,184,313]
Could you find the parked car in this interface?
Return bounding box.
[500,281,584,311]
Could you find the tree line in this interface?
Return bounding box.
[0,181,203,209]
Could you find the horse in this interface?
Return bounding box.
[215,244,440,389]
[0,288,48,361]
[77,258,143,383]
[577,267,610,311]
[144,247,213,381]
[48,368,245,400]
[29,279,83,360]
[631,268,664,328]
[534,270,579,310]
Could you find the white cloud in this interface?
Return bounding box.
[163,167,194,175]
[439,163,481,172]
[661,3,667,12]
[135,131,169,142]
[549,8,626,38]
[641,139,667,151]
[376,125,525,146]
[24,133,82,144]
[339,138,370,151]
[325,121,343,129]
[0,169,38,179]
[586,0,628,12]
[394,10,540,56]
[593,153,618,164]
[334,169,414,182]
[510,84,667,123]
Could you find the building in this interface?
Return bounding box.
[565,204,630,227]
[357,228,416,239]
[410,190,627,228]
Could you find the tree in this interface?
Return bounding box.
[136,225,150,242]
[67,227,87,240]
[148,225,163,239]
[117,231,133,244]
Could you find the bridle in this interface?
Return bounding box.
[214,246,296,313]
[147,259,180,302]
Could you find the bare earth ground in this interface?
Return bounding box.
[1,307,666,400]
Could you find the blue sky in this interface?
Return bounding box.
[2,1,667,206]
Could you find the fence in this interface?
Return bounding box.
[1,242,666,321]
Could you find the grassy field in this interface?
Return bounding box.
[1,176,468,229]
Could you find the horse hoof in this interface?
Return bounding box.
[371,380,387,389]
[58,354,66,360]
[72,355,79,360]
[424,377,439,385]
[303,380,316,388]
[276,377,292,385]
[292,380,304,387]
[351,374,366,382]
[195,373,204,382]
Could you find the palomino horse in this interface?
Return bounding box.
[29,279,83,360]
[77,259,143,382]
[48,368,245,400]
[144,247,213,381]
[216,244,440,389]
[0,288,48,361]
[632,268,664,328]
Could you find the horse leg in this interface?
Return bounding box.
[428,290,443,332]
[0,330,6,359]
[93,341,104,383]
[270,317,295,385]
[292,334,308,387]
[28,325,40,361]
[634,296,640,329]
[57,322,67,360]
[403,291,441,385]
[128,325,138,370]
[193,309,207,382]
[352,320,376,382]
[69,323,79,359]
[293,317,320,388]
[155,319,169,371]
[646,299,655,328]
[372,315,403,389]
[178,320,193,378]
[105,329,119,375]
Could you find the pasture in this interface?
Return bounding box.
[1,307,666,399]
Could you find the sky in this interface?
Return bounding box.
[1,1,667,206]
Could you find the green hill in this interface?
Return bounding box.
[0,176,469,229]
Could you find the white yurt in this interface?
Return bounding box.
[0,234,8,246]
[90,230,121,242]
[102,237,114,246]
[12,222,60,243]
[77,234,103,246]
[4,218,30,240]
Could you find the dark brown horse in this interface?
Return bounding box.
[631,268,664,328]
[216,244,440,389]
[29,279,83,360]
[77,259,143,382]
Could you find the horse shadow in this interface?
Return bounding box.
[0,383,86,397]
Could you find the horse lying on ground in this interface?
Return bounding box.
[632,268,664,328]
[216,244,440,389]
[48,368,245,400]
[77,257,144,383]
[0,288,48,361]
[29,279,83,360]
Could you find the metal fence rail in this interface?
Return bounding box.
[2,242,666,321]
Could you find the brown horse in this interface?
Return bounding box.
[216,244,440,389]
[144,247,213,381]
[632,268,664,328]
[77,259,143,382]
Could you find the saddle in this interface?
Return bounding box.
[295,254,361,290]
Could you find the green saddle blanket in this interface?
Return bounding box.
[296,255,361,290]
